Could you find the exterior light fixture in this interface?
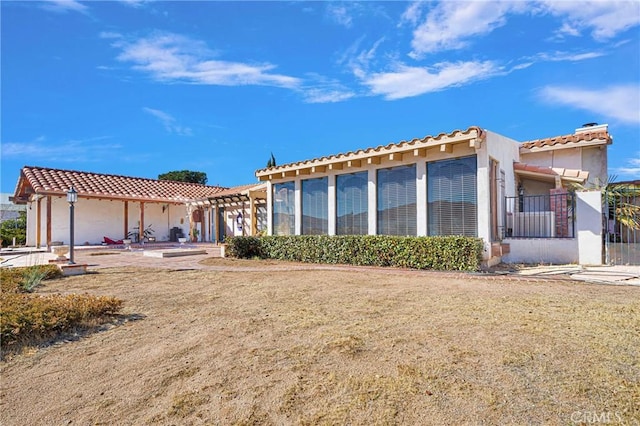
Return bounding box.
[67,187,77,264]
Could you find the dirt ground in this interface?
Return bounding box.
[1,259,639,425]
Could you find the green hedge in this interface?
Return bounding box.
[225,235,483,271]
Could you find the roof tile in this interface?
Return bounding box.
[17,166,226,203]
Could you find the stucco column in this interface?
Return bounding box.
[294,179,301,235]
[327,174,336,235]
[368,168,377,235]
[266,181,273,236]
[476,151,491,259]
[577,191,603,265]
[416,161,427,236]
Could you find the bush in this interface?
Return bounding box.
[1,212,26,247]
[225,235,483,271]
[1,293,123,349]
[0,265,63,293]
[0,265,123,353]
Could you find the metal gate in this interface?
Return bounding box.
[603,185,640,265]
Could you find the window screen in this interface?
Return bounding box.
[427,156,477,236]
[302,177,328,234]
[273,182,295,235]
[336,172,368,235]
[377,165,417,236]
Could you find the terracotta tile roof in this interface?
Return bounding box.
[520,129,611,151]
[15,166,226,203]
[211,183,266,198]
[256,126,484,176]
[514,162,589,183]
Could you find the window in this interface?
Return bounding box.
[336,172,368,235]
[377,165,417,235]
[427,156,477,236]
[302,177,328,234]
[273,182,294,235]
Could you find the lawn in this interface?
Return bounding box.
[0,262,638,425]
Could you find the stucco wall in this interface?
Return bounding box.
[502,238,579,264]
[25,195,190,246]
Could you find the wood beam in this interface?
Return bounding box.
[413,148,427,157]
[282,171,296,178]
[440,144,453,153]
[389,152,403,161]
[296,168,311,176]
[311,165,326,173]
[347,159,361,168]
[367,157,381,165]
[329,163,344,170]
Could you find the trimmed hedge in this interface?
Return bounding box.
[226,235,483,271]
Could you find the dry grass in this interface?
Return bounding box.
[0,262,638,425]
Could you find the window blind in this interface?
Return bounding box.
[336,172,368,235]
[302,177,328,235]
[273,182,295,235]
[427,156,477,236]
[377,165,417,236]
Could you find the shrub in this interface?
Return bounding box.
[225,235,483,271]
[0,265,123,353]
[0,212,26,247]
[1,293,123,350]
[0,265,63,293]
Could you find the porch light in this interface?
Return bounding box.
[67,187,77,264]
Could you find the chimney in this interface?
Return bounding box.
[575,122,608,134]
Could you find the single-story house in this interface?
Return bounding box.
[255,124,611,266]
[11,166,266,247]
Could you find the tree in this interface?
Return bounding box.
[266,153,276,168]
[1,212,26,247]
[158,170,208,185]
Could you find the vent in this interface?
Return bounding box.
[575,123,608,134]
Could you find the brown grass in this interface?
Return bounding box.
[0,262,638,425]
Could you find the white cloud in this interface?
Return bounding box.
[361,61,501,100]
[406,1,519,57]
[118,0,148,7]
[326,4,353,28]
[539,84,640,124]
[303,88,355,104]
[111,32,301,89]
[539,1,640,40]
[1,136,119,161]
[613,156,640,179]
[143,107,192,136]
[41,0,88,14]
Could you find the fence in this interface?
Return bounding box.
[504,192,575,239]
[604,187,640,265]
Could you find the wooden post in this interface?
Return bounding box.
[123,201,129,239]
[46,196,52,248]
[139,202,145,242]
[36,197,42,248]
[213,203,219,244]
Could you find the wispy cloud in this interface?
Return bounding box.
[539,1,640,41]
[326,4,353,28]
[405,1,520,57]
[613,156,640,179]
[1,136,120,161]
[402,1,639,57]
[539,84,640,124]
[361,61,501,100]
[143,107,192,136]
[41,0,88,14]
[110,32,301,89]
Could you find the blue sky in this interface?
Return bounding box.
[2,0,639,193]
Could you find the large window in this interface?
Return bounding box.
[427,156,477,236]
[377,165,417,235]
[302,177,328,234]
[336,172,368,235]
[273,182,295,235]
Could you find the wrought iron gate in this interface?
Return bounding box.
[603,186,640,265]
